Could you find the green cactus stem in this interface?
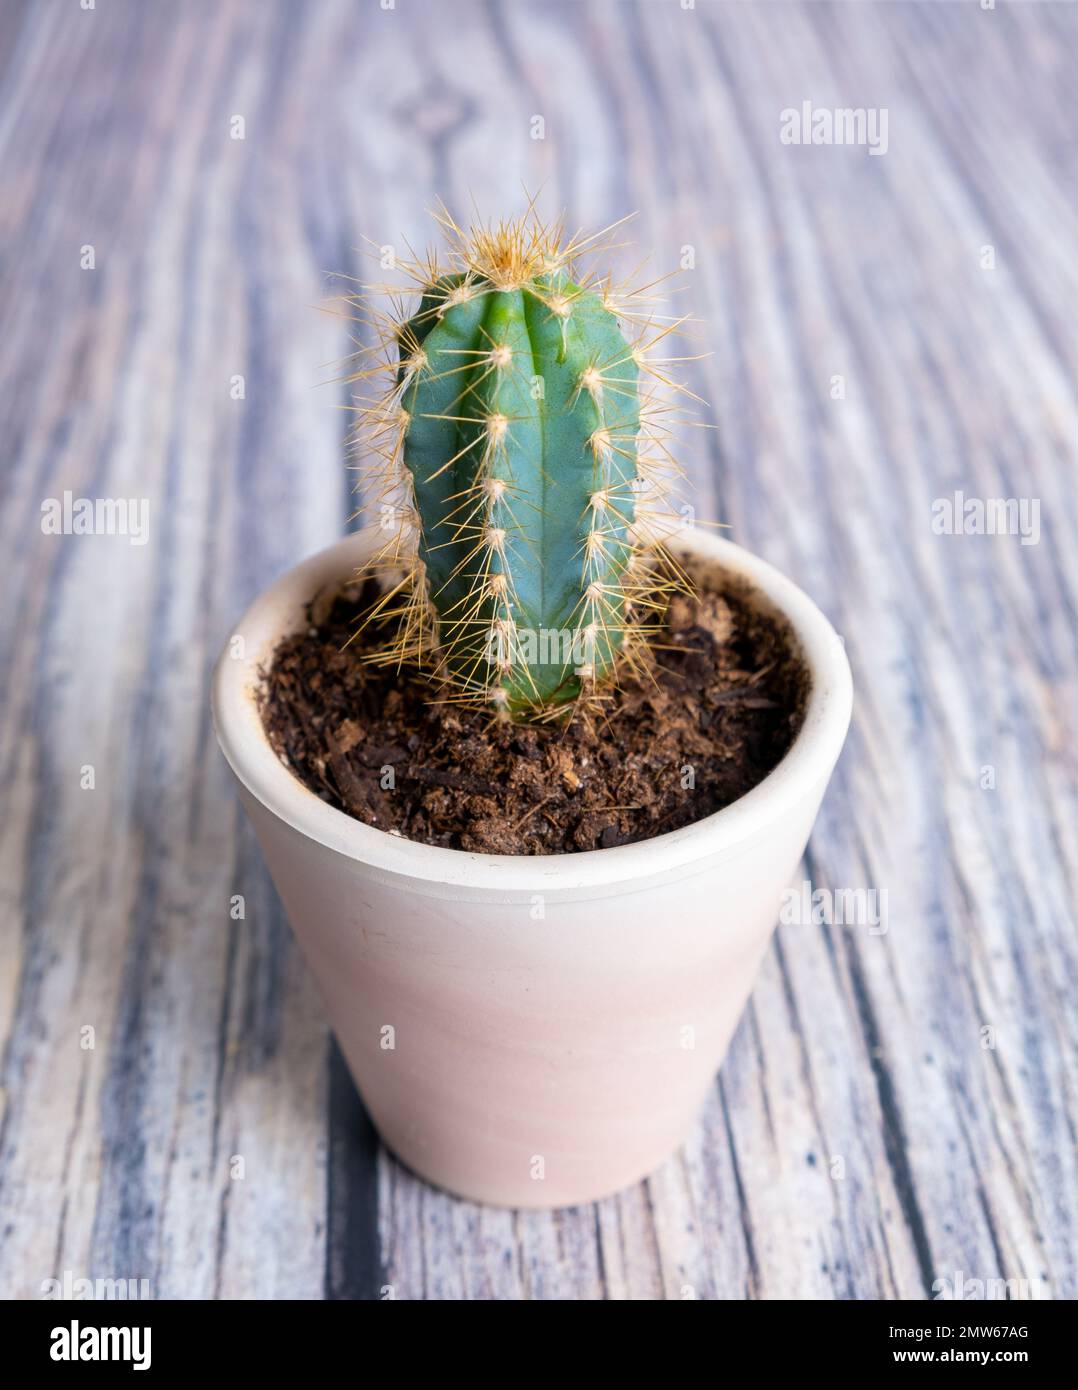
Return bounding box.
[354,210,687,720]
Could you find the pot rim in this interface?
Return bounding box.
[211,527,852,891]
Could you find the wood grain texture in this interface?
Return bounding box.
[0,0,1075,1300]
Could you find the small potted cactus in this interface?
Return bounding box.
[212,209,852,1207]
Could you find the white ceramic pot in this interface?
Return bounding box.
[212,528,852,1208]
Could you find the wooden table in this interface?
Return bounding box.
[1,0,1075,1300]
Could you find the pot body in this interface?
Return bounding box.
[213,530,852,1208]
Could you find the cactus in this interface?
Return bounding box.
[352,209,689,719]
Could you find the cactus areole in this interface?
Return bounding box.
[358,211,686,720]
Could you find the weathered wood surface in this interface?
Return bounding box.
[0,0,1075,1301]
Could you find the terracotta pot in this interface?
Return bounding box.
[212,528,852,1208]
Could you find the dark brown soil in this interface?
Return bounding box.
[259,563,809,855]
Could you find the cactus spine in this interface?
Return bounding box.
[353,209,688,719]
